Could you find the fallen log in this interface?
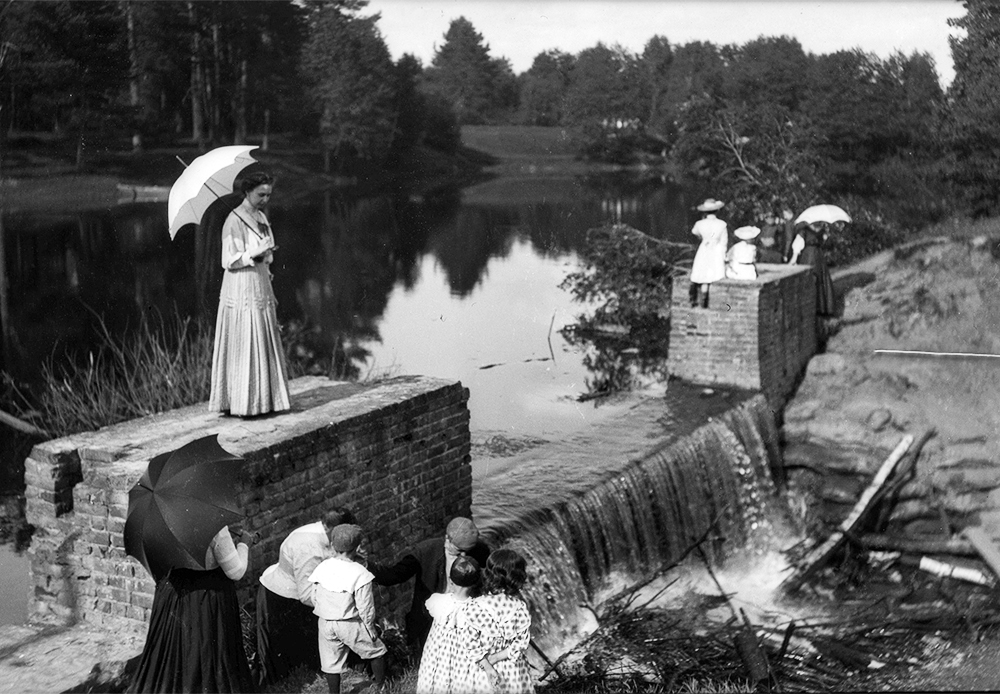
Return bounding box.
[781,434,914,594]
[919,556,993,586]
[898,554,995,587]
[857,533,975,556]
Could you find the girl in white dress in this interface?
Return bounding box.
[689,198,729,307]
[725,226,761,280]
[208,171,291,417]
[416,556,483,694]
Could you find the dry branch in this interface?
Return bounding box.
[0,407,49,438]
[781,434,914,594]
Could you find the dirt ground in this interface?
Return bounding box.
[781,218,1000,691]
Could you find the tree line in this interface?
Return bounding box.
[2,0,1000,218]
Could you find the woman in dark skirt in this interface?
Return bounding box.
[789,221,837,317]
[127,526,255,693]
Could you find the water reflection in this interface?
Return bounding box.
[1,172,692,473]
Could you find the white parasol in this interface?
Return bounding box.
[167,145,258,239]
[795,204,852,226]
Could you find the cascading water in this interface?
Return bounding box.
[477,393,789,656]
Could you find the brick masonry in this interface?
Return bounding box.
[668,264,817,410]
[22,375,471,637]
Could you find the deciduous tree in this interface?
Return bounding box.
[946,0,1000,213]
[518,49,574,126]
[300,1,397,170]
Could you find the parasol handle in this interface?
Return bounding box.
[176,155,189,168]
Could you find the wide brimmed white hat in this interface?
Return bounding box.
[696,198,725,212]
[734,225,761,240]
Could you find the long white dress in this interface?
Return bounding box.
[689,214,729,284]
[208,207,291,416]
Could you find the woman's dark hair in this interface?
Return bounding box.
[450,556,482,593]
[239,170,274,195]
[322,507,356,531]
[483,548,527,597]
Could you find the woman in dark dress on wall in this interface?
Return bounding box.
[788,221,836,317]
[127,526,255,693]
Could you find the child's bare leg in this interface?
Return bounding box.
[326,673,341,694]
[370,656,386,685]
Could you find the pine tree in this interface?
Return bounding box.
[423,17,512,125]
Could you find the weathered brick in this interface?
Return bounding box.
[22,376,472,635]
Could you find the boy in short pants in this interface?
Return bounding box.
[308,524,387,693]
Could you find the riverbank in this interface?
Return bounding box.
[781,217,1000,690]
[0,132,494,213]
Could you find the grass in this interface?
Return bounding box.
[461,125,580,159]
[6,308,214,438]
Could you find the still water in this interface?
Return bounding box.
[0,171,694,624]
[2,172,692,436]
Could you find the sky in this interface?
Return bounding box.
[365,0,963,86]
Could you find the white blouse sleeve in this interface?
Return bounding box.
[208,526,249,580]
[221,212,268,270]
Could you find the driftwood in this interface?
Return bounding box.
[918,556,994,586]
[537,523,718,682]
[857,533,975,556]
[0,407,49,438]
[870,429,936,532]
[781,434,914,594]
[697,547,771,687]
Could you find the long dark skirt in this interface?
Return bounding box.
[254,584,320,687]
[799,245,836,317]
[127,567,255,694]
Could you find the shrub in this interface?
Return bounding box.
[560,224,691,334]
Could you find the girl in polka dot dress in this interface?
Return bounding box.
[464,549,534,694]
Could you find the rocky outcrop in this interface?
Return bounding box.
[783,233,1000,538]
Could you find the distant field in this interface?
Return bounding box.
[461,125,578,159]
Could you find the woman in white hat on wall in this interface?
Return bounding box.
[689,198,729,307]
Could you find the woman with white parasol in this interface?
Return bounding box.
[787,204,850,318]
[208,169,291,417]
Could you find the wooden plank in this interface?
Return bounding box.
[962,526,1000,583]
[781,434,913,594]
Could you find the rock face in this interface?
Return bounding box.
[783,234,1000,537]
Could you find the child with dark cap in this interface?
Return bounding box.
[308,524,388,694]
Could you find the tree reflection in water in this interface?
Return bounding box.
[561,323,670,401]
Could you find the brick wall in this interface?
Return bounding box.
[23,375,471,637]
[668,264,817,409]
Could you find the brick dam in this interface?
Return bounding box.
[3,264,819,691]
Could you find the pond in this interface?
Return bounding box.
[1,171,695,434]
[0,169,698,623]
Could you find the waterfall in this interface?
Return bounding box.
[480,394,785,653]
